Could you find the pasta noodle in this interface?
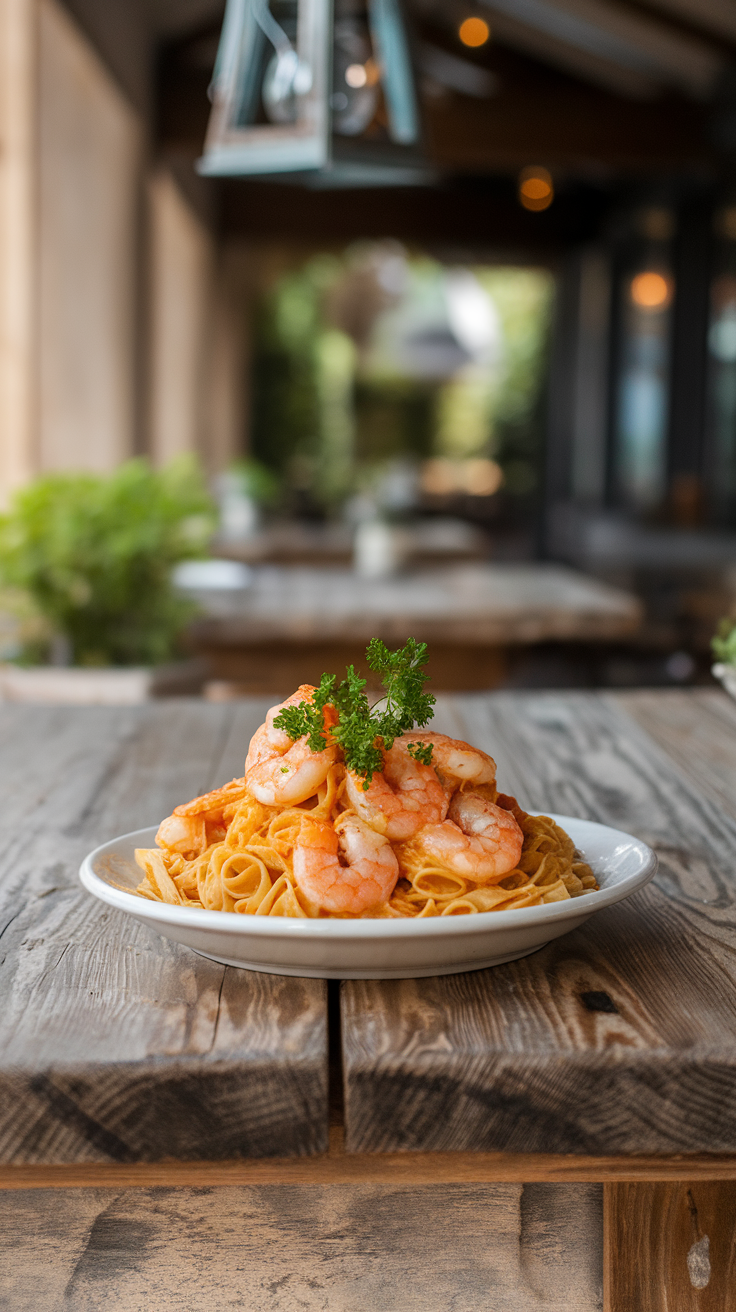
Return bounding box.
[134,767,598,919]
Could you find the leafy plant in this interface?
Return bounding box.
[0,457,215,667]
[228,459,281,508]
[712,618,736,667]
[274,638,435,786]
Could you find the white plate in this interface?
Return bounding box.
[79,816,657,979]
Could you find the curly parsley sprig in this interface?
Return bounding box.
[273,638,436,787]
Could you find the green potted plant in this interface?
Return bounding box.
[712,617,736,702]
[0,457,215,703]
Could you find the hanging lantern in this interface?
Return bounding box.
[197,0,432,186]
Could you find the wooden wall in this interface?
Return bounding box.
[0,0,244,509]
[148,166,214,466]
[38,0,142,475]
[0,0,36,506]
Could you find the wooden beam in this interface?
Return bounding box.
[604,1181,736,1310]
[0,1176,604,1310]
[421,73,713,172]
[485,0,724,98]
[639,0,736,45]
[0,1131,735,1189]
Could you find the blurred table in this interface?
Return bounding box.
[188,562,642,693]
[214,516,490,566]
[2,688,735,1309]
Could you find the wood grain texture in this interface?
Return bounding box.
[0,701,328,1163]
[604,1181,736,1311]
[1,1141,735,1189]
[342,691,736,1154]
[0,1181,603,1311]
[615,688,736,824]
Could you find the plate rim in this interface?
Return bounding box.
[79,813,658,939]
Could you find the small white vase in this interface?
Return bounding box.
[353,520,407,579]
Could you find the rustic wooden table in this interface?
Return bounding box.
[1,688,735,1310]
[188,562,642,692]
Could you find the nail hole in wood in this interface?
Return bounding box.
[580,991,618,1013]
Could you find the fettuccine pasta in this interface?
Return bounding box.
[134,765,598,919]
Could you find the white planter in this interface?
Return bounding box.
[0,664,153,705]
[712,663,736,703]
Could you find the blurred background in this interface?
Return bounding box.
[2,0,736,697]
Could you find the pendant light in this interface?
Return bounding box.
[197,0,432,186]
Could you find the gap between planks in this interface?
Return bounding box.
[0,1129,735,1190]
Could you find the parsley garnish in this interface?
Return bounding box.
[406,741,434,766]
[273,638,435,788]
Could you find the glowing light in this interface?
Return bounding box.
[461,459,503,496]
[630,271,671,310]
[459,17,490,47]
[420,458,503,497]
[518,166,553,212]
[421,459,457,496]
[345,63,367,88]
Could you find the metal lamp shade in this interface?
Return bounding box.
[197,0,432,186]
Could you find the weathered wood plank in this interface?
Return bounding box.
[341,691,736,1154]
[0,1181,603,1311]
[0,701,327,1164]
[614,688,736,824]
[604,1181,736,1311]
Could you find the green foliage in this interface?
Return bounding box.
[250,256,351,511]
[0,457,215,667]
[229,459,281,507]
[712,617,736,667]
[471,266,554,494]
[251,250,553,512]
[274,638,436,786]
[354,379,435,465]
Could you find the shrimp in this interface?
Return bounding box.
[245,684,339,806]
[414,790,523,883]
[293,813,399,915]
[156,777,248,858]
[346,738,449,841]
[400,731,496,789]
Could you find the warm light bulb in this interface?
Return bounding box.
[630,271,671,310]
[461,459,503,496]
[458,17,490,47]
[345,63,368,88]
[518,166,553,212]
[421,459,458,496]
